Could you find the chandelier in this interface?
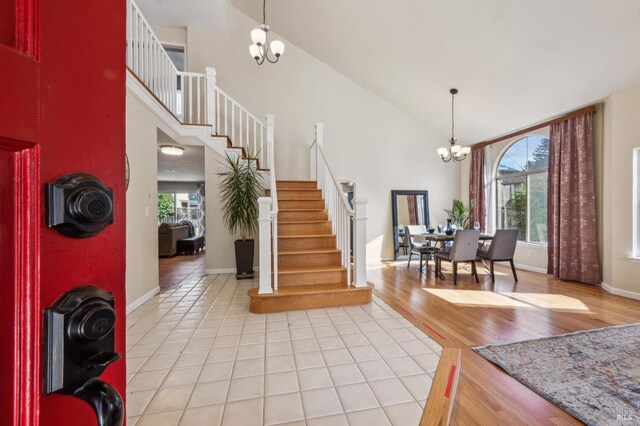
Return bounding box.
[249,0,285,65]
[438,88,470,162]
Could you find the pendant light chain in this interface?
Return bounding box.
[263,0,266,24]
[451,91,455,141]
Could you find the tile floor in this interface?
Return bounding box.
[126,274,442,425]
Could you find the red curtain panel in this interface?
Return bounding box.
[469,147,487,231]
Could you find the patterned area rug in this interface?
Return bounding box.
[474,324,640,426]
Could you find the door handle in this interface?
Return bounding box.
[44,286,123,426]
[73,379,123,426]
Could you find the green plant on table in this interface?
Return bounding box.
[445,199,474,229]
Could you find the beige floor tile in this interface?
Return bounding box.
[368,378,414,406]
[207,347,237,363]
[239,332,266,345]
[140,353,179,372]
[412,352,440,373]
[266,329,290,343]
[232,357,265,378]
[336,383,379,412]
[212,334,241,348]
[358,359,396,381]
[306,414,349,426]
[188,380,229,407]
[266,354,296,374]
[145,385,193,413]
[328,364,365,386]
[236,343,265,360]
[227,375,264,401]
[385,356,423,377]
[346,408,391,426]
[298,367,333,391]
[322,348,354,366]
[301,387,343,419]
[136,410,183,426]
[317,336,345,351]
[292,338,320,353]
[162,365,203,387]
[294,351,325,370]
[127,416,140,426]
[341,333,370,348]
[221,397,263,426]
[383,401,423,426]
[264,392,305,425]
[128,370,170,392]
[290,327,314,340]
[398,339,431,356]
[128,342,161,358]
[265,371,299,396]
[400,373,433,401]
[180,404,224,425]
[127,357,148,374]
[155,339,188,354]
[199,361,234,382]
[126,389,156,417]
[174,350,208,367]
[266,341,293,357]
[184,337,215,352]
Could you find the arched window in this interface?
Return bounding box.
[495,134,549,243]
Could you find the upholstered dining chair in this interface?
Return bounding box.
[476,229,519,283]
[435,229,480,285]
[406,225,435,272]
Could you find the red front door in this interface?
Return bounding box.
[0,1,126,425]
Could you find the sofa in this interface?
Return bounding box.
[158,222,192,257]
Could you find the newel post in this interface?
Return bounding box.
[266,114,275,169]
[353,198,368,287]
[312,122,324,181]
[205,67,217,133]
[258,197,273,294]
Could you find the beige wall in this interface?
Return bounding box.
[602,82,640,295]
[126,93,162,308]
[156,9,461,265]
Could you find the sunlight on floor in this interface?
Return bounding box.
[423,289,590,311]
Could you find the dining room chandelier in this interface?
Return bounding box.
[438,88,471,163]
[249,0,285,65]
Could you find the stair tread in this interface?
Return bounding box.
[279,209,326,212]
[276,180,317,183]
[278,265,347,274]
[278,220,330,224]
[278,198,325,201]
[278,249,341,255]
[278,234,336,239]
[248,283,372,297]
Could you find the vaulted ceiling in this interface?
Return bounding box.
[141,0,640,143]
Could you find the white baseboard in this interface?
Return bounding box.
[127,286,160,315]
[601,282,640,301]
[513,263,547,274]
[206,267,260,275]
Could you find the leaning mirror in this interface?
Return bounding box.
[391,190,430,260]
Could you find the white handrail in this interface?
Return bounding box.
[310,123,367,287]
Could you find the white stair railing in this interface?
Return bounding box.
[126,0,272,169]
[310,123,368,287]
[258,116,278,294]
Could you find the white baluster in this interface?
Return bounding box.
[196,76,201,123]
[353,199,367,287]
[126,0,132,67]
[258,197,274,294]
[224,98,228,135]
[205,67,216,132]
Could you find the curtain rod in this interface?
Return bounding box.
[472,104,598,149]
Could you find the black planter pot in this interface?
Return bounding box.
[234,239,255,279]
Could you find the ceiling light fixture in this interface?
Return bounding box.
[160,145,185,156]
[438,88,471,163]
[249,0,285,65]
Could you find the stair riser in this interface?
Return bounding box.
[276,181,318,190]
[278,236,336,250]
[279,200,326,209]
[278,270,347,286]
[278,210,328,221]
[278,222,333,236]
[278,252,342,268]
[249,287,372,313]
[272,190,323,200]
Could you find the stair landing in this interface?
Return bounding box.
[248,180,372,313]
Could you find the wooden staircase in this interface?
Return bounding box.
[248,180,372,313]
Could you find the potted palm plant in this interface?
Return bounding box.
[445,199,474,230]
[218,152,264,279]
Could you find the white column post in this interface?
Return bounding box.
[266,114,275,169]
[353,198,368,287]
[205,67,217,133]
[258,197,273,294]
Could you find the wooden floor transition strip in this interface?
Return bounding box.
[421,348,461,426]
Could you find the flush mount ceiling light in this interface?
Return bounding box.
[160,145,185,156]
[249,0,285,65]
[438,88,471,163]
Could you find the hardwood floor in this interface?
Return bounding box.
[370,260,640,425]
[158,251,206,291]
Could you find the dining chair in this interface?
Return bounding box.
[406,225,434,272]
[476,229,519,283]
[435,229,480,285]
